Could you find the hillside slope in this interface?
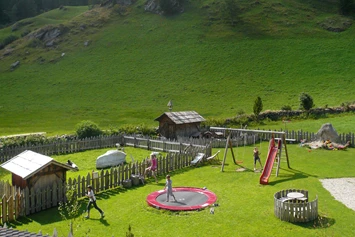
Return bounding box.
[0,0,354,135]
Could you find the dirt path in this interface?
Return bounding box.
[320,178,355,211]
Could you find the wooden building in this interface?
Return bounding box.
[155,111,206,139]
[0,150,75,191]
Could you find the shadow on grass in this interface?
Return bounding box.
[268,167,318,186]
[8,187,130,227]
[84,217,110,226]
[293,215,336,229]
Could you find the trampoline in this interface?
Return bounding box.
[146,187,217,211]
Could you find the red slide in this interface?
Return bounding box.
[259,139,278,185]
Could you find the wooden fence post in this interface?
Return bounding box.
[2,194,6,224]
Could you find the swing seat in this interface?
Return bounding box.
[191,153,205,166]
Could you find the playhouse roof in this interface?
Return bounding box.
[155,111,205,124]
[0,150,75,180]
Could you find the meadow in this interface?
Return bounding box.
[1,1,355,234]
[2,143,355,236]
[1,1,355,136]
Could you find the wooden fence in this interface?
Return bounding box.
[1,129,354,163]
[0,145,210,225]
[0,135,123,163]
[274,189,318,223]
[209,128,355,147]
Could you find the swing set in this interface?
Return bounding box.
[210,127,291,184]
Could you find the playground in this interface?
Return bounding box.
[2,137,355,236]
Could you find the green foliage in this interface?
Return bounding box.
[202,118,226,127]
[299,92,314,111]
[75,120,103,139]
[228,114,250,127]
[253,96,263,119]
[221,0,240,26]
[26,38,42,48]
[281,105,292,111]
[339,0,354,15]
[236,109,245,116]
[126,225,134,237]
[159,0,184,15]
[2,34,18,46]
[58,185,81,220]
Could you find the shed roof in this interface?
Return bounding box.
[155,111,205,125]
[0,226,46,237]
[0,150,75,180]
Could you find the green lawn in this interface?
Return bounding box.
[4,144,355,236]
[1,1,355,136]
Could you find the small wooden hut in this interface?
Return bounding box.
[155,111,206,139]
[0,150,75,191]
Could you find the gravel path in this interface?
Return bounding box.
[320,178,355,211]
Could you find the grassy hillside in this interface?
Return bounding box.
[0,0,355,136]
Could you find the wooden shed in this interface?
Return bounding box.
[155,111,206,139]
[0,150,75,191]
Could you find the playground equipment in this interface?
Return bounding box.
[146,187,217,211]
[210,127,291,184]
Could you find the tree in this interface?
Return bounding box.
[339,0,354,15]
[159,0,184,15]
[299,92,314,111]
[222,0,240,26]
[75,120,103,139]
[253,96,263,120]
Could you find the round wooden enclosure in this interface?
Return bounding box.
[274,189,318,223]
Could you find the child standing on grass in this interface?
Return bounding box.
[85,185,104,219]
[144,153,158,183]
[253,147,263,171]
[164,175,177,202]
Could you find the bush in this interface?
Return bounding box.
[75,120,103,139]
[202,118,226,127]
[339,0,354,15]
[159,0,184,15]
[26,38,42,48]
[2,35,18,47]
[253,96,263,119]
[281,105,292,111]
[299,92,314,111]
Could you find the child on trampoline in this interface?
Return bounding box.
[165,175,177,202]
[253,147,263,171]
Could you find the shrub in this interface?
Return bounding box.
[339,0,354,15]
[299,92,314,111]
[236,109,245,116]
[75,120,103,139]
[159,0,184,15]
[253,96,263,119]
[281,105,292,111]
[26,38,42,48]
[2,35,18,47]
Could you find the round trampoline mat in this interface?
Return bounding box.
[146,187,217,211]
